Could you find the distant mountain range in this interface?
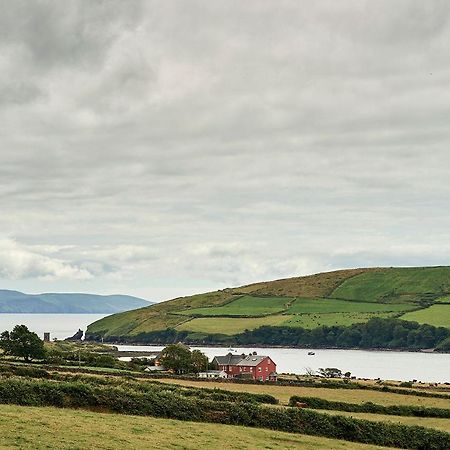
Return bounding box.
[0,290,152,314]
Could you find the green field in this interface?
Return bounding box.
[177,315,291,334]
[282,312,395,329]
[86,266,450,340]
[156,378,450,409]
[176,295,292,316]
[400,305,450,328]
[331,267,450,303]
[0,404,392,450]
[287,298,415,314]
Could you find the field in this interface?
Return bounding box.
[0,404,392,450]
[86,266,450,342]
[400,305,450,328]
[286,298,415,314]
[176,295,292,316]
[176,315,291,334]
[154,378,450,408]
[282,312,395,329]
[331,267,450,303]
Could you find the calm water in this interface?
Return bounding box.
[1,314,449,382]
[117,344,450,383]
[0,313,108,340]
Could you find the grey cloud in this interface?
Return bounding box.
[0,1,449,300]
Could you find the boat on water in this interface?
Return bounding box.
[308,351,315,356]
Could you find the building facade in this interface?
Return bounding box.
[212,353,277,381]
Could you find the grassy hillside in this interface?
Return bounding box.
[87,266,450,341]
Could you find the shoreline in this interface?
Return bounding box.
[99,341,450,354]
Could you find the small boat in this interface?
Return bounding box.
[307,351,315,356]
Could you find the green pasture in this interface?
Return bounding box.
[287,298,416,314]
[176,315,292,335]
[176,295,292,316]
[331,266,450,303]
[400,305,450,328]
[282,312,395,329]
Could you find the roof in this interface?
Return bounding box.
[213,353,244,365]
[236,355,270,367]
[199,370,226,375]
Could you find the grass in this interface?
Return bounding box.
[0,404,393,450]
[400,305,450,328]
[286,298,415,314]
[282,312,395,328]
[317,409,450,433]
[176,315,292,335]
[331,267,450,303]
[176,295,292,316]
[154,379,450,409]
[87,266,450,339]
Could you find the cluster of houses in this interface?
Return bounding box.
[200,352,277,382]
[146,349,277,382]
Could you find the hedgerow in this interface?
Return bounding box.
[289,395,450,418]
[0,377,448,449]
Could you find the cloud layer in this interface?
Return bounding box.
[1,1,450,300]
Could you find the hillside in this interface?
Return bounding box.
[0,290,152,314]
[86,266,450,343]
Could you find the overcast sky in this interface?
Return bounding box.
[1,0,449,301]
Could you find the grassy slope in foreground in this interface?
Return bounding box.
[0,404,391,450]
[87,266,450,338]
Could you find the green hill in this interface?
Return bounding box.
[86,266,450,342]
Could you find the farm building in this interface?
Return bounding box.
[198,370,228,379]
[212,352,277,381]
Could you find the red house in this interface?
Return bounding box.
[212,352,277,381]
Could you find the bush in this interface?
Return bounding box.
[288,395,450,418]
[0,377,448,449]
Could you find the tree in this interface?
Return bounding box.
[318,367,342,378]
[0,325,46,362]
[190,349,208,373]
[158,343,193,374]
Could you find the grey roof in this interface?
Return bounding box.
[213,353,245,365]
[236,355,269,367]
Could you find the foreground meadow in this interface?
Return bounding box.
[0,404,393,450]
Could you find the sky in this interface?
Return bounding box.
[1,0,450,301]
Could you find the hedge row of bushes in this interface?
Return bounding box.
[0,377,448,449]
[2,361,449,403]
[289,395,450,418]
[0,365,278,405]
[146,372,450,400]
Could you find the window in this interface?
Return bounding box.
[265,367,268,371]
[258,367,262,372]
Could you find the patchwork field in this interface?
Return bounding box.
[282,312,396,329]
[0,404,392,450]
[155,379,450,409]
[286,298,415,314]
[331,266,450,303]
[86,266,450,342]
[176,295,292,316]
[177,315,291,334]
[400,305,450,328]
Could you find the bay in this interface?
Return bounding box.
[116,344,450,383]
[0,313,108,340]
[1,314,449,382]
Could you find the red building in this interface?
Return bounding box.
[212,352,277,381]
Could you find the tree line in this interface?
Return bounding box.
[98,318,450,351]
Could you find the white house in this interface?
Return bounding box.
[198,370,228,379]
